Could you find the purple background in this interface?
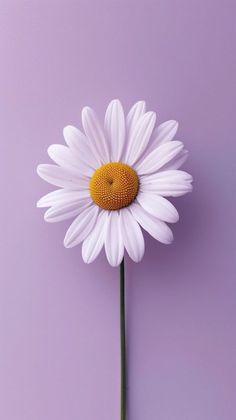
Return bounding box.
[0,1,235,419]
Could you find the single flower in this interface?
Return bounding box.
[37,100,192,266]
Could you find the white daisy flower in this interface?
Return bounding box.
[37,100,193,266]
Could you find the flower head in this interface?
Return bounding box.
[37,100,192,266]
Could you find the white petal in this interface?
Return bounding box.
[126,100,146,136]
[135,141,184,175]
[141,183,192,197]
[125,111,156,165]
[82,107,109,163]
[37,164,87,189]
[140,170,193,197]
[37,189,90,208]
[64,205,99,248]
[63,125,99,169]
[137,192,179,223]
[44,199,91,223]
[120,208,145,262]
[104,99,125,161]
[130,202,173,244]
[48,144,80,171]
[63,125,86,152]
[141,169,192,183]
[150,120,178,149]
[48,144,93,178]
[82,211,108,263]
[161,149,189,171]
[123,101,146,162]
[105,212,124,267]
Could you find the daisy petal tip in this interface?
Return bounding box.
[47,144,56,157]
[36,164,45,179]
[63,125,73,137]
[82,254,90,264]
[171,120,179,134]
[167,205,179,224]
[111,98,121,105]
[36,164,42,175]
[171,119,178,127]
[63,237,71,249]
[134,244,145,262]
[131,100,146,117]
[106,99,124,116]
[43,212,50,223]
[168,231,174,244]
[82,247,101,264]
[110,260,122,268]
[36,198,43,208]
[176,140,184,149]
[81,248,92,264]
[163,229,174,245]
[146,111,157,128]
[106,252,124,268]
[43,210,57,223]
[183,149,189,159]
[133,253,145,263]
[81,106,92,118]
[147,110,156,121]
[63,232,79,249]
[173,212,180,223]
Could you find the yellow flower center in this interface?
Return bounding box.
[90,162,139,210]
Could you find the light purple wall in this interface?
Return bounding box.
[0,1,235,419]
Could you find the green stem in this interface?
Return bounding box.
[120,259,126,420]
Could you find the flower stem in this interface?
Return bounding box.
[120,259,126,420]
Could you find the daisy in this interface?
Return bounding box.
[37,99,192,266]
